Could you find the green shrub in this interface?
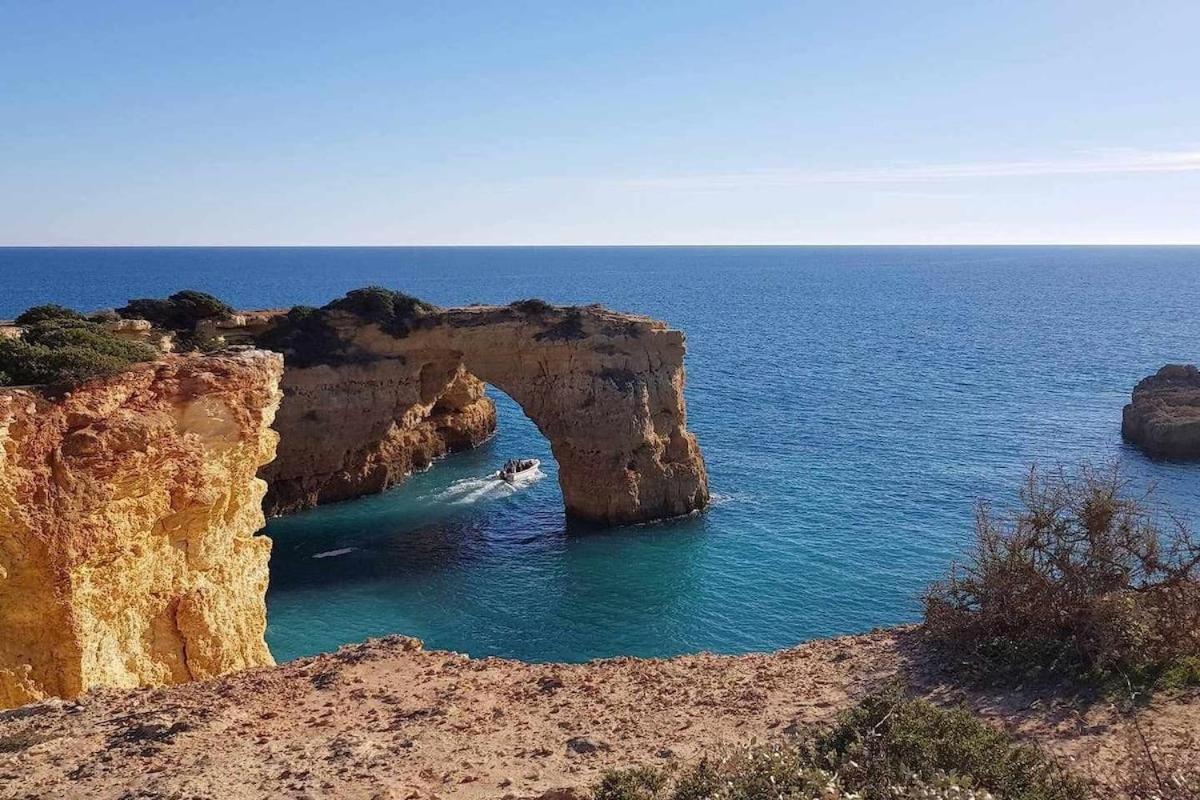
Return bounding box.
[87,309,121,324]
[254,305,349,368]
[510,298,555,315]
[811,686,1082,799]
[0,315,159,387]
[117,297,175,326]
[117,290,233,330]
[255,288,438,367]
[21,319,156,360]
[13,304,88,326]
[0,339,140,387]
[166,289,234,323]
[923,464,1200,690]
[595,688,1085,800]
[323,286,437,336]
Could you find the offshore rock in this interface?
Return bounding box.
[0,350,282,709]
[1121,364,1200,460]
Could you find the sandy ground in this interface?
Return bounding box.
[1,628,1196,799]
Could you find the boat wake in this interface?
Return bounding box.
[433,467,545,505]
[312,547,356,559]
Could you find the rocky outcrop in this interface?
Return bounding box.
[264,362,496,514]
[0,294,704,708]
[255,303,708,524]
[1122,364,1200,460]
[0,350,282,709]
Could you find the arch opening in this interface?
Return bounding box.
[256,303,709,525]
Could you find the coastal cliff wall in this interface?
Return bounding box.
[255,303,708,524]
[0,350,282,708]
[263,363,496,514]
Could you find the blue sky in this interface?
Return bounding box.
[1,1,1198,245]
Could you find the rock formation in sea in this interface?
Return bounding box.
[263,361,497,514]
[246,296,709,524]
[1121,363,1200,460]
[0,350,282,708]
[0,290,708,707]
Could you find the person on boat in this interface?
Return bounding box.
[499,458,539,482]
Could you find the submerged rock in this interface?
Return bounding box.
[1121,364,1200,460]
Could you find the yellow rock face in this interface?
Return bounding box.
[257,304,709,524]
[263,362,497,515]
[0,350,283,708]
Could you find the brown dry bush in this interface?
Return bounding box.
[1122,724,1200,800]
[923,463,1200,689]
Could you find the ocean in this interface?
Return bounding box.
[2,245,1197,663]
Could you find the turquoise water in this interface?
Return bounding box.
[2,246,1198,662]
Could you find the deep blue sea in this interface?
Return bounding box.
[2,246,1198,663]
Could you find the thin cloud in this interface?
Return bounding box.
[620,148,1200,190]
[873,190,975,200]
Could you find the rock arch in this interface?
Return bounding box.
[0,301,709,706]
[254,304,709,524]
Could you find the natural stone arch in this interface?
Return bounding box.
[0,299,708,707]
[254,303,709,524]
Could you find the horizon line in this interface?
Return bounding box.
[2,242,1200,249]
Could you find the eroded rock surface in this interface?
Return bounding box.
[255,304,708,524]
[264,362,496,514]
[0,350,282,708]
[1122,364,1200,460]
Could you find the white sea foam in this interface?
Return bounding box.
[435,468,545,505]
[312,547,355,559]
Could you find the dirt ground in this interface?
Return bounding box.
[1,627,1196,799]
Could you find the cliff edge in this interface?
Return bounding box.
[0,349,282,708]
[2,629,1193,799]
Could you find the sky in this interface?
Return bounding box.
[1,1,1198,245]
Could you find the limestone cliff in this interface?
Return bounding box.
[254,302,709,524]
[1122,364,1200,460]
[0,349,282,709]
[264,362,496,514]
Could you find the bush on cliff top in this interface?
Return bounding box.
[254,305,346,368]
[323,286,437,335]
[923,463,1200,690]
[13,303,88,326]
[254,287,437,367]
[595,687,1085,800]
[0,316,159,387]
[510,298,555,315]
[117,289,233,331]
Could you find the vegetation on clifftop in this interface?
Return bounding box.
[117,289,234,331]
[923,463,1200,692]
[595,686,1086,800]
[256,286,439,367]
[0,316,159,387]
[509,297,556,315]
[323,286,437,335]
[115,289,235,352]
[1,290,237,386]
[13,304,88,326]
